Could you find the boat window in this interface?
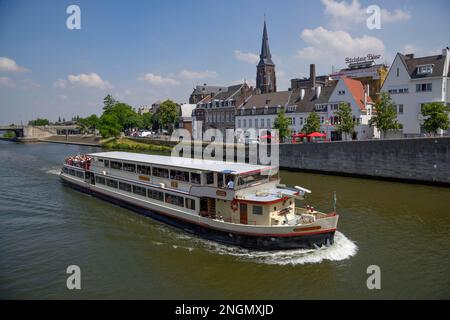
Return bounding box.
[190,172,201,184]
[137,165,151,175]
[218,173,224,188]
[123,163,136,173]
[185,198,196,210]
[165,193,184,207]
[106,179,118,188]
[69,169,76,176]
[170,170,189,182]
[95,176,106,185]
[119,182,132,192]
[153,167,169,179]
[63,167,69,174]
[132,185,147,197]
[104,160,109,168]
[252,205,263,215]
[148,189,164,201]
[76,171,84,179]
[206,172,214,185]
[238,172,264,186]
[110,161,122,170]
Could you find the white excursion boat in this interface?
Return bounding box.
[60,151,339,250]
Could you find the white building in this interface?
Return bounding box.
[381,47,450,137]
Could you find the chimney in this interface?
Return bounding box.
[405,54,414,59]
[300,88,305,100]
[315,85,322,98]
[310,64,316,88]
[364,84,369,107]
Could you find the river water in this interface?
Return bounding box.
[0,141,449,299]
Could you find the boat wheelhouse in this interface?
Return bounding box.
[60,151,339,250]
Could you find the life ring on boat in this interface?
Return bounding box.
[230,199,239,211]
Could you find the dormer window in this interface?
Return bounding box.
[338,90,345,95]
[417,64,433,75]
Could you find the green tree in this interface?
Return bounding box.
[78,114,100,134]
[335,103,355,140]
[103,94,117,112]
[28,118,50,126]
[302,112,321,134]
[273,109,290,142]
[104,102,138,130]
[99,114,122,138]
[142,112,153,130]
[421,102,449,135]
[155,100,179,133]
[369,92,400,138]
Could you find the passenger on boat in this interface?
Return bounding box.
[226,179,234,189]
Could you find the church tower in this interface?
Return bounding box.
[256,20,277,94]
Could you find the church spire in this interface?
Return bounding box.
[256,19,277,94]
[259,20,274,66]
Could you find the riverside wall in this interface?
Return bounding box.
[279,137,450,185]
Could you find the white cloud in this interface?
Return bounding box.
[234,50,260,64]
[321,0,410,29]
[22,79,41,90]
[296,27,385,66]
[179,69,218,79]
[140,73,179,86]
[53,79,68,88]
[67,73,112,89]
[0,57,28,73]
[0,76,16,88]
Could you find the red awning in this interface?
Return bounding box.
[260,135,272,139]
[307,132,326,138]
[292,133,307,138]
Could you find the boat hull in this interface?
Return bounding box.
[62,178,335,251]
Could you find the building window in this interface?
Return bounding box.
[243,119,247,128]
[299,117,303,125]
[249,119,253,127]
[396,67,399,77]
[338,90,345,95]
[252,205,263,215]
[237,119,241,128]
[398,104,404,114]
[267,119,271,128]
[416,83,432,92]
[260,119,264,127]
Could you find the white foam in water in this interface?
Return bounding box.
[202,231,358,266]
[44,167,61,176]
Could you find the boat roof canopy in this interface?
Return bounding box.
[89,151,274,174]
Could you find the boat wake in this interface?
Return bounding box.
[44,167,61,176]
[201,231,358,266]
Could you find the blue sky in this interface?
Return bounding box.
[0,0,449,123]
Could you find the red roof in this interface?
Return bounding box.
[342,77,373,111]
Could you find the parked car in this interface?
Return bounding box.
[140,131,152,137]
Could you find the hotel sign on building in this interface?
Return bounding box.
[330,54,388,100]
